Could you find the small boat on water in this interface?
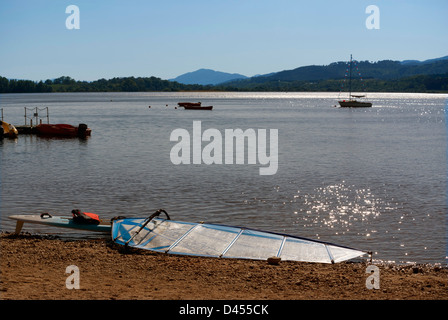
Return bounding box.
[338,98,372,108]
[184,105,213,110]
[1,120,19,138]
[338,54,372,108]
[36,123,91,138]
[178,102,202,107]
[178,102,213,110]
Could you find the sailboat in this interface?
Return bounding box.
[338,55,372,108]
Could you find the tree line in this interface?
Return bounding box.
[0,76,212,93]
[1,73,447,93]
[215,73,448,93]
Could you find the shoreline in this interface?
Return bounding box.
[1,233,447,300]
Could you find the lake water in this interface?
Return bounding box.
[1,92,447,265]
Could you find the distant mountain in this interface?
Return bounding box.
[2,56,447,93]
[221,55,448,88]
[170,68,248,85]
[401,55,448,65]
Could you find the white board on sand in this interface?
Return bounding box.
[8,214,112,234]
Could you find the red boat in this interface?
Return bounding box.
[177,102,213,110]
[183,105,213,110]
[36,123,91,138]
[178,102,202,107]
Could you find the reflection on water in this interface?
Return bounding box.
[298,182,394,232]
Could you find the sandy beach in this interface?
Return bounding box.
[1,232,447,302]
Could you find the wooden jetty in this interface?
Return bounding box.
[3,107,91,137]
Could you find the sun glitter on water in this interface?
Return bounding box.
[294,181,398,237]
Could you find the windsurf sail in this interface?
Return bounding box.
[112,209,368,263]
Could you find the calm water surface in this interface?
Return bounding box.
[1,92,447,265]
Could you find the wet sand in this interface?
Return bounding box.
[1,233,447,301]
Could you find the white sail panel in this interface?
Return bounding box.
[222,229,283,260]
[129,219,194,251]
[327,244,366,263]
[168,224,240,256]
[279,238,332,263]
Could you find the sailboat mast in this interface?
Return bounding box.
[337,54,372,108]
[349,54,352,99]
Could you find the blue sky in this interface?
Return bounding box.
[0,0,447,81]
